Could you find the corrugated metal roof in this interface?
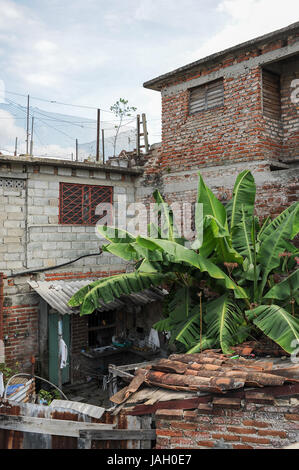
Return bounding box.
[28,279,166,315]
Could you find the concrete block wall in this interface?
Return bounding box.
[0,157,140,371]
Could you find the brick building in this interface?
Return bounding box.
[0,155,165,384]
[139,22,299,218]
[0,22,298,395]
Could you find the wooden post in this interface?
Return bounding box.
[30,116,34,156]
[136,114,140,157]
[142,113,149,153]
[26,95,30,155]
[101,129,105,164]
[96,108,100,162]
[14,137,18,156]
[75,139,78,162]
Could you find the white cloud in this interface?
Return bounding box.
[0,109,26,143]
[187,0,299,62]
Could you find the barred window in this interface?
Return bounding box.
[189,79,224,115]
[59,182,113,225]
[262,69,281,120]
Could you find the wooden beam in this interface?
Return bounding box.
[0,414,114,438]
[79,429,156,441]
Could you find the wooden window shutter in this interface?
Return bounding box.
[262,70,281,120]
[189,79,223,114]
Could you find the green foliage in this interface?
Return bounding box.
[110,98,137,157]
[0,362,20,385]
[38,388,61,405]
[68,171,299,355]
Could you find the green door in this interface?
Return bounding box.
[48,313,70,386]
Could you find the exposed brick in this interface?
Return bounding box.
[156,429,183,437]
[156,409,184,419]
[245,392,275,405]
[243,420,269,428]
[258,430,287,438]
[212,433,240,442]
[197,403,213,414]
[241,436,271,445]
[285,414,299,421]
[227,426,257,435]
[212,397,242,409]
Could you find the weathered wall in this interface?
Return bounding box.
[0,157,138,371]
[155,396,299,449]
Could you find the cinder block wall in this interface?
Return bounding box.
[155,396,299,449]
[0,158,138,371]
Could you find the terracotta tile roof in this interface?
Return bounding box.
[111,350,299,405]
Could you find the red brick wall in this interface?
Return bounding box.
[146,34,298,175]
[155,396,299,449]
[3,303,39,372]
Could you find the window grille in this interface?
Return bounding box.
[0,178,25,190]
[59,182,113,225]
[189,79,224,114]
[262,69,281,120]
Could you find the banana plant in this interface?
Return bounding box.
[69,170,299,355]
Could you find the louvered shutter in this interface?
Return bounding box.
[262,70,281,120]
[189,79,223,114]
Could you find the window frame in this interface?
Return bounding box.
[59,181,113,226]
[188,78,224,115]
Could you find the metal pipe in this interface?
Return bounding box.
[8,250,103,278]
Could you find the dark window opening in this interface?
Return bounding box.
[88,310,116,348]
[262,69,281,120]
[59,182,113,225]
[189,78,224,115]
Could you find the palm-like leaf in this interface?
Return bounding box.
[204,294,249,354]
[246,304,299,354]
[227,170,256,233]
[264,270,299,302]
[258,204,299,298]
[68,272,173,315]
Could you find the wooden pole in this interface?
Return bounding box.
[30,116,34,156]
[96,108,100,162]
[26,95,30,155]
[101,129,105,164]
[142,113,149,153]
[136,114,140,157]
[75,139,78,162]
[14,137,18,156]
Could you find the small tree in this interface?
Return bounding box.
[110,98,137,157]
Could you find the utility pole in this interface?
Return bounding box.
[75,138,78,162]
[142,113,149,154]
[96,108,100,162]
[101,129,105,164]
[14,137,18,156]
[30,116,34,156]
[26,95,30,155]
[136,114,140,157]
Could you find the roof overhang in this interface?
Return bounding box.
[143,21,299,91]
[28,279,167,315]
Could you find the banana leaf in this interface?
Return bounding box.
[246,304,299,354]
[264,270,299,302]
[203,294,249,354]
[228,170,256,232]
[68,272,173,315]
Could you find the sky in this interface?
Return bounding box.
[0,0,298,159]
